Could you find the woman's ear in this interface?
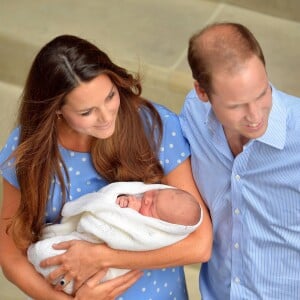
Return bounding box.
[194,81,209,102]
[56,110,62,119]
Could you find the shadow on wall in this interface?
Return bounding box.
[207,0,300,22]
[0,33,38,86]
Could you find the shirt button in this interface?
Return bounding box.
[234,208,240,215]
[234,243,239,249]
[234,277,240,284]
[235,174,240,181]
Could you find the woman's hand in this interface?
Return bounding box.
[74,269,143,300]
[40,240,110,291]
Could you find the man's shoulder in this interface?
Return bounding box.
[180,89,210,118]
[273,86,300,131]
[273,87,300,108]
[184,89,201,105]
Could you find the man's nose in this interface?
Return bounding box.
[246,102,260,122]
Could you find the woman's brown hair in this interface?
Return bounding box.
[10,35,163,248]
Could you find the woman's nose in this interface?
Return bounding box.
[96,108,109,123]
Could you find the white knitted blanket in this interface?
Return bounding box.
[28,182,202,294]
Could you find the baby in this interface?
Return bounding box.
[28,182,202,294]
[117,188,201,226]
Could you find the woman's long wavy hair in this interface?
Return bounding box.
[10,35,163,248]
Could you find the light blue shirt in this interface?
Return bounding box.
[0,103,190,300]
[179,86,300,300]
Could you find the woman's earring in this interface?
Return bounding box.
[56,112,61,120]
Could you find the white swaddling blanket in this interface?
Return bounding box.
[28,181,202,294]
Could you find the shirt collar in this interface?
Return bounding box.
[256,85,286,150]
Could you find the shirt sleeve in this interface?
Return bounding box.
[156,105,191,175]
[0,127,20,188]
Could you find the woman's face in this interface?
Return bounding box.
[59,74,120,140]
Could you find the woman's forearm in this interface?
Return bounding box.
[0,180,72,300]
[98,213,212,271]
[1,255,72,300]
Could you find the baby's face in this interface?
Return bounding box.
[140,189,174,218]
[139,190,160,218]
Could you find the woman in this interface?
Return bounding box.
[0,35,212,299]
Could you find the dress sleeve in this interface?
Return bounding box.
[0,127,20,188]
[156,105,191,175]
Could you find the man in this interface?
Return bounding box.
[179,22,300,299]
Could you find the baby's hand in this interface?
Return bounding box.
[116,195,130,208]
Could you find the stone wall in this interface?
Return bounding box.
[207,0,300,22]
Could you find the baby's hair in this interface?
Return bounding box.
[157,189,201,226]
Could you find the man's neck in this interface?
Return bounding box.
[224,129,249,157]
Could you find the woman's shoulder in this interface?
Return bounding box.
[150,102,180,126]
[138,101,180,130]
[3,127,20,143]
[0,127,20,158]
[152,102,177,117]
[0,127,20,187]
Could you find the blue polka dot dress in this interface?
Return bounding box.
[0,103,190,300]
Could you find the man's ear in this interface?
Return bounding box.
[194,81,209,102]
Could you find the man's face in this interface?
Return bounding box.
[209,56,272,144]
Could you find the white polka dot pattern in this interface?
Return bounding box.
[0,103,190,299]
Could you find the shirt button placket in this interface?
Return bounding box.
[234,277,240,284]
[232,171,243,297]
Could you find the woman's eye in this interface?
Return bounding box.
[108,91,115,100]
[80,110,92,116]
